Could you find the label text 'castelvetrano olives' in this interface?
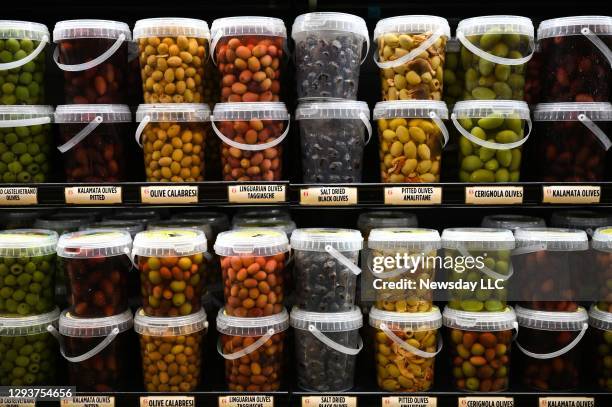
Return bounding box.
[0,187,37,205]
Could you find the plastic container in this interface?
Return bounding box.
[456,16,535,101]
[357,211,418,240]
[551,210,611,236]
[291,228,363,312]
[135,104,210,182]
[0,307,59,386]
[0,105,53,183]
[292,12,369,99]
[54,104,131,182]
[0,229,58,316]
[588,305,612,390]
[532,103,611,181]
[83,220,145,238]
[134,308,208,392]
[148,219,213,242]
[57,309,133,392]
[133,229,207,317]
[537,16,612,102]
[133,18,210,104]
[296,99,371,183]
[232,208,291,225]
[515,306,588,391]
[211,102,289,181]
[211,17,286,102]
[232,218,296,238]
[593,227,612,312]
[443,38,465,107]
[217,307,289,391]
[374,100,449,182]
[364,228,440,312]
[53,20,131,104]
[291,306,363,391]
[443,306,517,391]
[481,214,546,231]
[173,211,230,236]
[441,228,515,312]
[370,306,442,391]
[374,16,450,101]
[452,100,531,182]
[215,228,289,317]
[56,230,132,318]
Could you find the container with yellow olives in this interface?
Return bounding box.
[588,305,612,391]
[593,227,612,312]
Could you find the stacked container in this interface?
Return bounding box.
[588,305,612,390]
[481,214,546,231]
[357,211,418,240]
[593,227,612,312]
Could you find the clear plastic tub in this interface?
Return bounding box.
[54,104,132,182]
[452,100,531,182]
[443,38,465,106]
[134,307,208,392]
[374,100,449,183]
[135,104,210,182]
[0,105,54,183]
[532,103,611,181]
[551,210,611,236]
[296,99,371,183]
[133,229,207,317]
[593,227,612,312]
[232,219,296,238]
[291,228,363,312]
[357,211,418,240]
[370,306,442,391]
[212,102,289,181]
[83,220,145,238]
[148,219,213,242]
[0,21,49,105]
[374,16,450,101]
[217,307,289,391]
[0,229,58,316]
[53,20,131,104]
[481,214,546,231]
[0,307,59,386]
[56,309,133,392]
[537,16,612,102]
[215,229,289,317]
[443,306,516,391]
[456,16,535,101]
[441,228,515,312]
[515,306,588,391]
[133,18,210,104]
[292,12,369,99]
[57,229,132,318]
[211,17,286,102]
[588,305,612,390]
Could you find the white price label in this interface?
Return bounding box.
[65,186,122,204]
[140,185,198,204]
[542,185,601,204]
[0,187,37,205]
[300,187,357,206]
[385,186,442,205]
[227,184,286,203]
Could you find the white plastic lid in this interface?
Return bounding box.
[441,228,515,250]
[551,210,612,231]
[515,306,587,331]
[373,100,448,120]
[589,305,612,331]
[295,99,370,120]
[173,211,230,232]
[148,219,213,241]
[368,228,441,250]
[357,211,418,231]
[53,20,132,42]
[457,15,534,38]
[214,228,289,257]
[292,12,368,42]
[452,100,530,119]
[592,227,612,251]
[56,229,132,258]
[369,306,442,331]
[34,217,83,232]
[0,229,58,257]
[373,15,451,41]
[446,37,460,53]
[291,228,363,252]
[232,209,291,225]
[538,16,612,40]
[83,220,145,238]
[59,309,133,338]
[211,17,287,40]
[132,228,207,257]
[290,306,363,332]
[233,219,296,237]
[0,105,54,121]
[216,307,289,337]
[212,102,289,121]
[54,105,132,123]
[514,227,589,251]
[133,18,210,40]
[0,20,50,41]
[481,215,546,231]
[136,104,211,123]
[534,102,612,121]
[0,307,59,336]
[134,308,208,337]
[443,306,517,331]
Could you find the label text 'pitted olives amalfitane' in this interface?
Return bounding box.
[382,396,437,407]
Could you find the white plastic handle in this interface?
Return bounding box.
[359,112,373,145]
[456,30,535,66]
[374,28,446,69]
[379,323,442,359]
[0,35,49,71]
[0,116,51,128]
[57,115,103,153]
[429,111,449,148]
[579,113,611,151]
[516,322,588,360]
[512,243,549,256]
[308,325,363,355]
[325,245,361,276]
[210,31,223,66]
[581,27,612,67]
[53,33,126,72]
[455,245,514,281]
[210,115,290,151]
[217,328,275,360]
[134,115,151,148]
[361,35,370,65]
[47,325,120,363]
[451,113,532,151]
